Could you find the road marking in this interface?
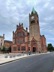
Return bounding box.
[0,59,19,67]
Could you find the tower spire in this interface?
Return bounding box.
[31,7,38,15]
[31,7,36,14]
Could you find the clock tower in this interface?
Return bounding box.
[29,8,41,52]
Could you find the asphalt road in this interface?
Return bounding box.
[0,52,54,72]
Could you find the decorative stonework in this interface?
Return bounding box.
[11,8,47,53]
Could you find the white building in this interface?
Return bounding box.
[0,34,4,48]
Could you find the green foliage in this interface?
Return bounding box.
[0,46,11,53]
[1,46,6,53]
[47,43,54,51]
[0,48,1,51]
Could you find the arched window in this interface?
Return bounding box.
[21,46,26,51]
[18,46,20,51]
[13,47,16,51]
[17,32,25,37]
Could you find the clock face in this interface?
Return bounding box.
[31,16,34,20]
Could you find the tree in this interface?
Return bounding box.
[0,46,11,53]
[1,46,6,53]
[47,43,54,52]
[0,48,1,51]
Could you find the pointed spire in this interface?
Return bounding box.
[31,7,36,14]
[31,7,38,15]
[32,7,35,13]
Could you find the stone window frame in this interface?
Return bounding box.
[13,47,16,51]
[21,46,26,51]
[18,46,20,51]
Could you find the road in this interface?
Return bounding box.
[0,52,54,72]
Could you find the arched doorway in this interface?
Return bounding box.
[31,37,37,52]
[33,47,36,52]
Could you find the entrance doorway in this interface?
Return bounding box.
[33,47,36,52]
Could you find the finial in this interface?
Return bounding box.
[26,27,28,31]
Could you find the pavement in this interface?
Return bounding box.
[0,52,50,65]
[0,52,54,72]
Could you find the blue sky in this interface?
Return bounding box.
[0,0,54,46]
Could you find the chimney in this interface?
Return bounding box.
[3,34,5,39]
[26,27,28,31]
[21,23,23,27]
[16,25,18,29]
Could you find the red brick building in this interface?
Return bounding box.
[11,8,47,53]
[40,35,47,52]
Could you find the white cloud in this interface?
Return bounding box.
[4,32,12,41]
[48,38,54,41]
[44,2,49,8]
[0,0,54,45]
[48,29,54,33]
[50,6,54,10]
[40,22,47,26]
[44,16,53,21]
[26,0,41,6]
